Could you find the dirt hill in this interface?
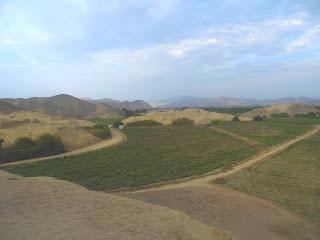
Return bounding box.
[0,170,231,240]
[2,94,121,119]
[242,103,320,119]
[96,98,153,111]
[0,111,99,150]
[123,109,234,125]
[0,101,23,114]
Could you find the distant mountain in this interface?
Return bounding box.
[0,100,24,114]
[161,96,320,108]
[94,98,153,111]
[2,94,122,119]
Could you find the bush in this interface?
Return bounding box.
[36,134,65,156]
[295,113,307,118]
[232,116,240,122]
[253,115,264,121]
[172,118,194,125]
[271,113,289,118]
[0,138,4,148]
[126,120,161,127]
[0,134,65,164]
[88,127,111,139]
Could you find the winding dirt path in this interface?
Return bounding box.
[0,127,127,167]
[131,125,320,193]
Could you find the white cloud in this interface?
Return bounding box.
[287,24,320,52]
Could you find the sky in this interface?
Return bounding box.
[0,0,320,100]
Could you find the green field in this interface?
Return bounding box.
[3,125,261,191]
[212,118,315,146]
[220,131,320,222]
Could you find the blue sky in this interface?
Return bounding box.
[0,0,319,100]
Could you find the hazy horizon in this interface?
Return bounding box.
[1,0,320,99]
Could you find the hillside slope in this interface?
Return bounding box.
[123,109,235,125]
[0,101,23,114]
[0,170,231,240]
[2,95,121,119]
[96,98,153,110]
[242,103,320,118]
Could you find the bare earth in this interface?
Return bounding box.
[0,170,230,240]
[0,127,127,167]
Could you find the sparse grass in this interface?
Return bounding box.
[212,118,314,146]
[3,125,261,191]
[220,131,320,222]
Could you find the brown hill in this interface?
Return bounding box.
[2,94,121,119]
[0,170,231,240]
[96,98,153,111]
[242,103,320,119]
[0,100,23,114]
[123,109,234,125]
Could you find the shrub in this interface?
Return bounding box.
[126,120,161,127]
[88,127,111,139]
[271,113,289,118]
[0,138,4,148]
[172,118,194,125]
[307,112,317,118]
[253,115,264,121]
[14,137,34,148]
[232,116,240,122]
[0,134,65,164]
[35,134,65,156]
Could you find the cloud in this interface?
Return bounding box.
[287,24,320,52]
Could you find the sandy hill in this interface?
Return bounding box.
[94,98,153,111]
[0,111,99,150]
[123,109,235,125]
[0,170,231,240]
[2,94,121,119]
[0,100,23,114]
[242,103,320,119]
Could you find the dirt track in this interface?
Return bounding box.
[0,170,230,240]
[0,127,127,167]
[124,186,320,240]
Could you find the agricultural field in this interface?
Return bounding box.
[3,125,262,191]
[219,131,320,222]
[212,118,317,147]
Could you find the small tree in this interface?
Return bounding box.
[0,138,4,148]
[14,137,34,148]
[36,134,65,156]
[253,115,264,121]
[232,116,240,122]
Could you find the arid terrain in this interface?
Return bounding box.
[1,96,320,240]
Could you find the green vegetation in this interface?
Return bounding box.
[295,112,320,118]
[212,118,313,146]
[0,138,3,148]
[202,106,262,115]
[126,120,162,127]
[122,108,149,117]
[0,134,65,163]
[271,112,289,118]
[172,118,194,125]
[219,132,320,222]
[87,118,122,139]
[3,125,261,191]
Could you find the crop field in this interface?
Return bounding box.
[3,125,262,191]
[219,131,320,222]
[212,118,316,146]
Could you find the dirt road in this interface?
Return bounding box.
[0,127,127,167]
